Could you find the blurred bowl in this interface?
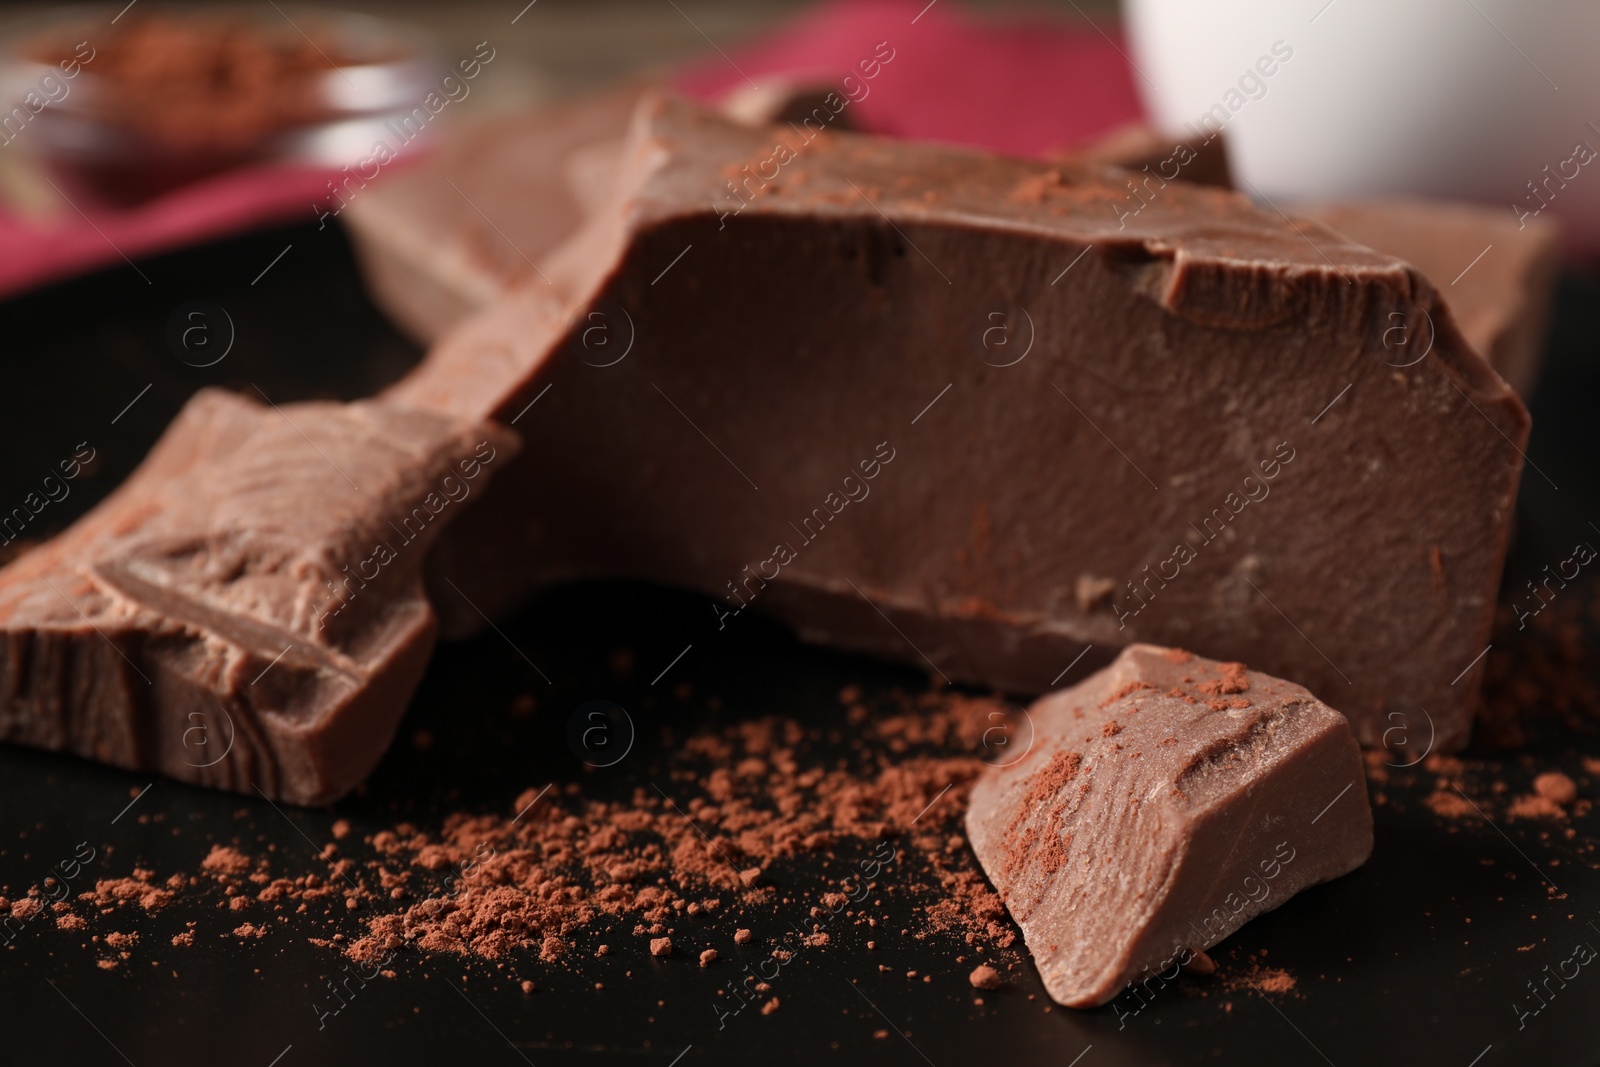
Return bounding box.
[0,3,442,201]
[1126,0,1600,254]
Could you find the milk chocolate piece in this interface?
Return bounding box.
[0,390,515,803]
[716,77,859,131]
[965,645,1372,1008]
[345,80,650,345]
[1298,200,1560,398]
[404,95,1527,751]
[1068,121,1233,188]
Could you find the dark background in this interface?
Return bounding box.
[2,2,1600,1065]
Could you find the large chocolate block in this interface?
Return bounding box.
[965,645,1372,1008]
[404,95,1528,751]
[0,390,515,803]
[0,97,1533,802]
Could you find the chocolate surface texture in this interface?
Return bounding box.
[1297,199,1560,398]
[406,94,1527,753]
[0,390,515,804]
[964,644,1373,1008]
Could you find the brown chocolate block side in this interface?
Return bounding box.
[0,390,517,803]
[398,95,1527,751]
[965,644,1373,1008]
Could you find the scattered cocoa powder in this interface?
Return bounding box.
[1250,968,1296,995]
[1507,794,1567,821]
[311,689,1019,966]
[1425,791,1477,820]
[201,846,252,876]
[1224,961,1297,996]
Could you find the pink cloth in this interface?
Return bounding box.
[676,0,1142,158]
[0,0,1140,299]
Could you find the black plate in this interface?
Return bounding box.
[1,221,1598,1067]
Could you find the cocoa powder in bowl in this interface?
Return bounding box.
[24,13,373,153]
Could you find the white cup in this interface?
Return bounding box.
[1126,0,1600,253]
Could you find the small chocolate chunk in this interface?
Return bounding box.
[0,389,516,803]
[718,76,859,131]
[1067,121,1233,188]
[965,645,1372,1008]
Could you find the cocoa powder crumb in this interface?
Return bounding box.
[201,846,252,876]
[1198,662,1251,696]
[1534,772,1578,805]
[699,949,718,967]
[1426,791,1477,820]
[650,937,672,958]
[733,929,752,945]
[1508,794,1567,820]
[968,964,1002,990]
